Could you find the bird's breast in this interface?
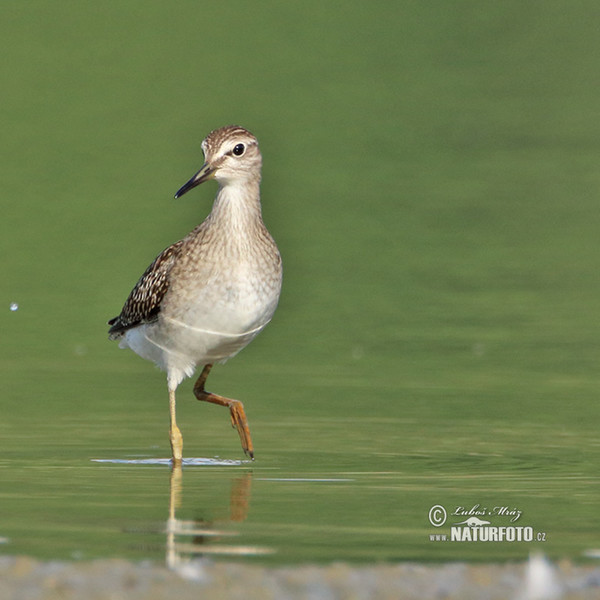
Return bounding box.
[154,214,282,363]
[164,256,281,335]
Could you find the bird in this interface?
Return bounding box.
[107,125,282,463]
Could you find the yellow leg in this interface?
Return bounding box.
[193,364,254,459]
[169,388,183,464]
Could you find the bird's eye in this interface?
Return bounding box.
[232,143,245,157]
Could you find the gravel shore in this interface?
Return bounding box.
[1,555,599,600]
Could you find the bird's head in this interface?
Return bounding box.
[174,125,261,198]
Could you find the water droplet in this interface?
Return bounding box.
[9,302,18,312]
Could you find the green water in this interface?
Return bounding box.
[1,2,599,565]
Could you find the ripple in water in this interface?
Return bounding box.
[91,457,247,466]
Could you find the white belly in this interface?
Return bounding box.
[120,274,280,389]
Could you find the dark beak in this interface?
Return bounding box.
[174,162,215,199]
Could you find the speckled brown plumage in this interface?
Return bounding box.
[108,240,184,338]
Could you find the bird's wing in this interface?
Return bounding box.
[108,240,184,338]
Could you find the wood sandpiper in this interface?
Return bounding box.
[108,125,282,463]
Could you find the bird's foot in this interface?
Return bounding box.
[228,400,254,459]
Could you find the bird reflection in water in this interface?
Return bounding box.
[166,465,273,575]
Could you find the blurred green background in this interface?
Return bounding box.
[1,1,599,564]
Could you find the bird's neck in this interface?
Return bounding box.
[209,179,264,230]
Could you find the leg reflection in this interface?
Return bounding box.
[165,466,273,572]
[230,472,252,522]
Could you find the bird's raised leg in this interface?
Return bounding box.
[169,387,183,464]
[193,364,254,459]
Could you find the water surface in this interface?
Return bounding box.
[1,1,600,569]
